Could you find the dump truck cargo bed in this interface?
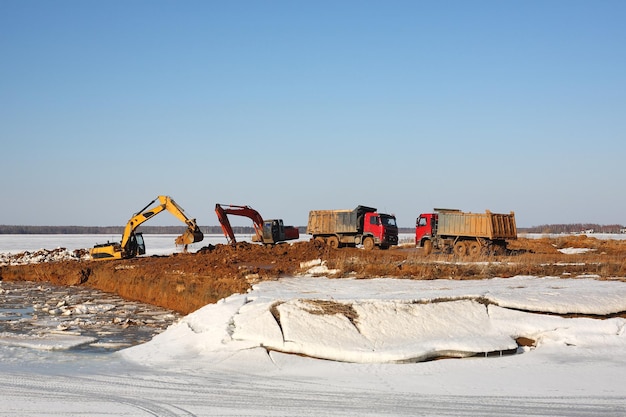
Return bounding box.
[437,210,517,240]
[306,206,376,235]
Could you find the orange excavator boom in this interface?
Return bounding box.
[215,204,264,244]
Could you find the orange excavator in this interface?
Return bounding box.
[215,204,299,245]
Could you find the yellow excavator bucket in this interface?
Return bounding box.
[175,228,204,246]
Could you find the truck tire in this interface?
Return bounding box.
[454,241,468,257]
[491,243,506,256]
[423,240,433,255]
[327,236,340,249]
[363,237,375,251]
[314,236,326,245]
[469,241,481,257]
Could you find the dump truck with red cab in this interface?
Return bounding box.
[415,209,517,256]
[307,205,399,250]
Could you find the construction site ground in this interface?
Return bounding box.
[2,235,626,315]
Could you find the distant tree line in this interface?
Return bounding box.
[1,225,417,234]
[6,224,622,235]
[518,224,625,234]
[0,225,256,235]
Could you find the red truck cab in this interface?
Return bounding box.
[363,211,398,248]
[415,213,437,247]
[307,205,398,250]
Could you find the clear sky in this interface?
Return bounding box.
[2,1,625,228]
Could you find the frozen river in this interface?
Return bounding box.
[0,233,237,255]
[0,234,197,355]
[0,281,180,355]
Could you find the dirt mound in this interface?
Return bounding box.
[2,238,625,315]
[197,240,329,277]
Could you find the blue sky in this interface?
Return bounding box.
[2,1,625,228]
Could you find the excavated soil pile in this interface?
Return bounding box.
[2,237,626,315]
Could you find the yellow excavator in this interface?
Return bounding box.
[90,195,204,261]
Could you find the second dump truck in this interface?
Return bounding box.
[415,209,517,256]
[307,205,399,250]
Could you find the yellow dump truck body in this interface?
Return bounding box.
[437,210,517,240]
[307,208,362,235]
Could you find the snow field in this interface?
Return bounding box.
[2,234,626,415]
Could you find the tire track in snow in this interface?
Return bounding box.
[0,371,197,417]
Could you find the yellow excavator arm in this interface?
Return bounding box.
[90,195,204,261]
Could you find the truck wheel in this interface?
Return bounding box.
[363,237,375,251]
[491,244,505,256]
[327,236,340,249]
[469,241,481,256]
[454,241,467,256]
[314,236,326,245]
[423,240,433,255]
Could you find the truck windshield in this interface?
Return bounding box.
[381,216,397,227]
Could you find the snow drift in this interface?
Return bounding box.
[123,276,626,365]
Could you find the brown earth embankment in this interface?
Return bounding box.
[1,237,625,315]
[1,241,329,314]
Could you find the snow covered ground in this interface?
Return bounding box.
[0,235,625,415]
